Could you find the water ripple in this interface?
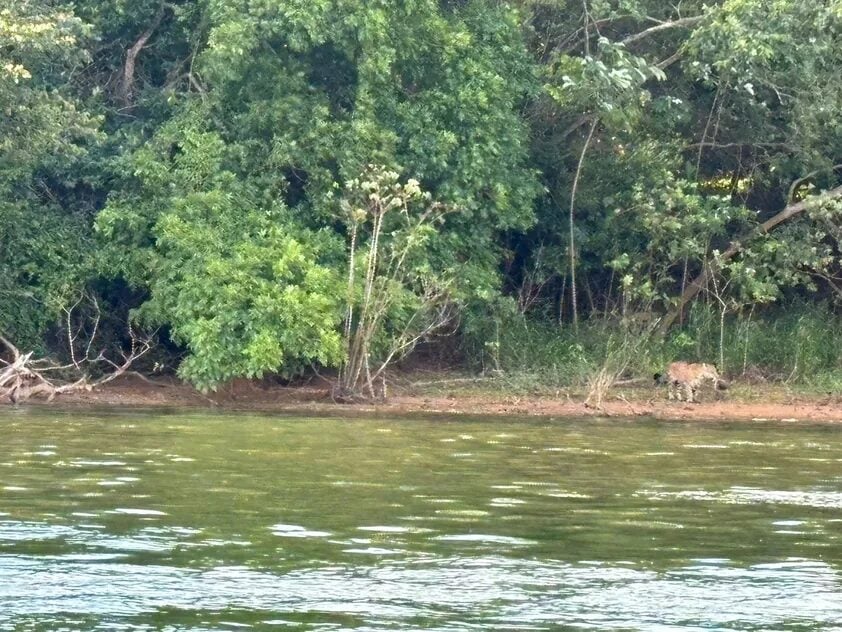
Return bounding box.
[643,486,842,509]
[0,556,838,629]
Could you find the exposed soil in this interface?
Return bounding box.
[7,373,842,423]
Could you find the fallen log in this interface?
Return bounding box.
[0,329,152,404]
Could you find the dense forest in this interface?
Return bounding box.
[3,0,842,400]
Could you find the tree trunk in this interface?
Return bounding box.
[118,6,166,107]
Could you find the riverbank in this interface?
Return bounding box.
[7,372,842,422]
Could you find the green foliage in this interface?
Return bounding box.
[606,172,750,306]
[0,2,101,348]
[684,0,842,182]
[5,0,842,391]
[149,197,343,391]
[670,301,842,384]
[471,300,842,391]
[94,0,540,386]
[199,0,540,274]
[97,112,344,391]
[0,205,94,350]
[545,37,666,122]
[0,4,99,192]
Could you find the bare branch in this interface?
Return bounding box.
[656,48,683,69]
[84,296,100,361]
[788,164,842,204]
[561,115,592,140]
[0,324,156,404]
[63,292,85,369]
[371,301,456,383]
[0,335,20,360]
[621,15,705,45]
[695,86,724,177]
[187,73,206,95]
[685,141,793,151]
[582,0,592,57]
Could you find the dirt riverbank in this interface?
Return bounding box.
[7,373,842,422]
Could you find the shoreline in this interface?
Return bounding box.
[4,375,842,423]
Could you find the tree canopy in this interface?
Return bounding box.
[3,0,842,392]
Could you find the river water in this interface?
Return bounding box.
[1,409,842,630]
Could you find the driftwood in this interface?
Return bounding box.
[0,318,154,404]
[0,342,51,402]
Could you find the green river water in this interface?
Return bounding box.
[1,408,842,630]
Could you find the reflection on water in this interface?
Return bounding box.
[3,553,840,628]
[645,486,842,509]
[1,410,842,630]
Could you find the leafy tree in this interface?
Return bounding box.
[5,0,842,391]
[97,113,344,391]
[513,0,842,333]
[197,0,539,286]
[96,0,540,386]
[0,3,101,349]
[150,197,343,391]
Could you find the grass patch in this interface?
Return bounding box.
[460,301,842,394]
